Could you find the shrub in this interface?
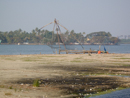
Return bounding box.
[33,79,39,87]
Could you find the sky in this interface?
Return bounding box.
[0,0,130,37]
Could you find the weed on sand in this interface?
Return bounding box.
[5,92,12,95]
[114,58,130,59]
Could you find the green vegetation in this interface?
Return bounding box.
[75,57,82,59]
[9,86,13,89]
[5,92,12,95]
[114,58,130,59]
[0,29,120,45]
[4,57,16,61]
[123,64,130,66]
[71,59,94,63]
[71,60,81,62]
[86,31,120,45]
[33,79,40,87]
[0,28,53,44]
[42,56,66,57]
[14,88,17,92]
[22,57,37,62]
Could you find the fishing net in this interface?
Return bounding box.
[40,19,84,53]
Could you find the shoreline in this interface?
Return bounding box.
[1,43,130,45]
[0,53,130,56]
[1,44,130,55]
[0,54,130,98]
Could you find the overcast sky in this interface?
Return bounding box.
[0,0,130,37]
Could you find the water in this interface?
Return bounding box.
[0,45,53,55]
[0,44,130,55]
[89,88,130,98]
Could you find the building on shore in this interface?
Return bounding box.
[117,35,130,39]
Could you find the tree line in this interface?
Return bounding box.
[85,31,120,45]
[0,28,120,45]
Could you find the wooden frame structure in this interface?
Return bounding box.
[40,19,107,54]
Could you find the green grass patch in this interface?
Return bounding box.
[42,56,66,58]
[9,86,13,89]
[71,59,94,63]
[114,58,130,59]
[33,79,40,87]
[71,60,82,62]
[3,58,16,61]
[75,57,82,59]
[19,88,22,91]
[123,64,130,66]
[119,58,130,59]
[22,57,38,62]
[109,60,123,62]
[80,73,117,76]
[14,88,17,92]
[5,92,12,95]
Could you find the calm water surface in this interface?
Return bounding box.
[89,88,130,98]
[0,44,130,55]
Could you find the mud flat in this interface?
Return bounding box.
[0,54,130,98]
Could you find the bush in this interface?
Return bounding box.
[33,79,39,87]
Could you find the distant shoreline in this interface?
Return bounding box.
[0,44,130,55]
[1,43,130,45]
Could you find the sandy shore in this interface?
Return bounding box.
[0,54,130,98]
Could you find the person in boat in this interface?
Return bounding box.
[104,46,107,53]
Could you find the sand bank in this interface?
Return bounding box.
[0,54,130,98]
